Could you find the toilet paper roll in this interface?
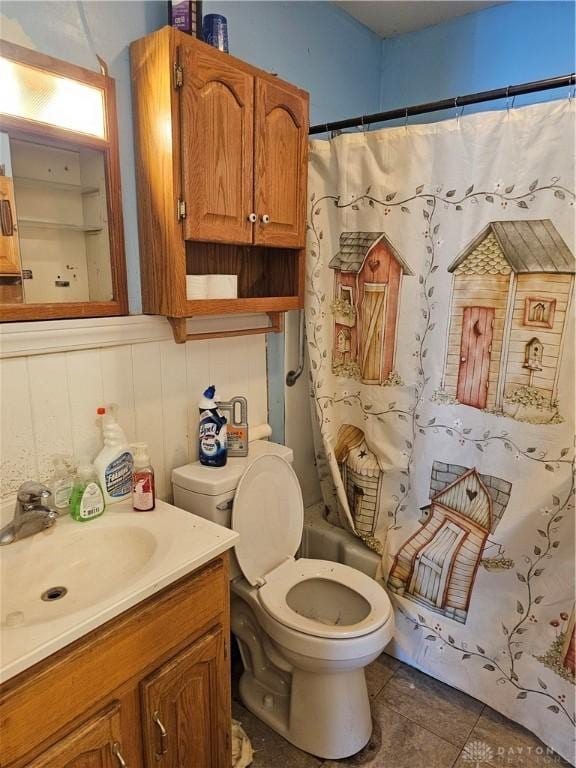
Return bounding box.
[186,275,208,299]
[249,423,272,442]
[206,274,238,299]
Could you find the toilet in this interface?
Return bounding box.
[172,442,394,759]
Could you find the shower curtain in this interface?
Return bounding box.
[306,100,575,763]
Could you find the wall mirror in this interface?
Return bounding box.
[0,41,127,320]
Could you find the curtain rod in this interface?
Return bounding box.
[308,73,576,135]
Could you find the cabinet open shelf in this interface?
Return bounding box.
[185,241,301,301]
[184,296,300,316]
[18,217,102,232]
[13,176,99,195]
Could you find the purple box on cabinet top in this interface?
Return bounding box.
[171,0,191,31]
[170,0,202,35]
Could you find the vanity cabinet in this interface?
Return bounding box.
[141,628,228,767]
[130,27,309,340]
[26,705,124,768]
[0,556,231,768]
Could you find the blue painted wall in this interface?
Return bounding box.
[379,1,575,118]
[1,1,381,316]
[205,1,382,126]
[200,1,382,441]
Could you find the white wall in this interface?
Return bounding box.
[0,323,267,502]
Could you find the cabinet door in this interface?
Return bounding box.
[179,45,254,245]
[140,626,230,768]
[26,704,125,768]
[254,78,308,248]
[0,175,22,275]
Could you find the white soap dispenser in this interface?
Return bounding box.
[94,405,133,505]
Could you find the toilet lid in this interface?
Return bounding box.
[232,455,304,586]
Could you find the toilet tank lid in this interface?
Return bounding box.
[172,441,293,496]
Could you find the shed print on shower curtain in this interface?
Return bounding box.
[440,220,574,422]
[388,462,511,623]
[334,424,385,537]
[329,232,413,384]
[306,101,575,763]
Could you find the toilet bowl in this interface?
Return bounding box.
[172,445,394,760]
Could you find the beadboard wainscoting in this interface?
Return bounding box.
[0,316,268,502]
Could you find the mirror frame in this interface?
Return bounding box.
[0,40,128,321]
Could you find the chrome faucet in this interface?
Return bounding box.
[0,482,58,545]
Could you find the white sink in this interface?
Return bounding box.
[1,524,157,626]
[0,499,238,683]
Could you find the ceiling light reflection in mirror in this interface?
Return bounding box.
[0,57,106,139]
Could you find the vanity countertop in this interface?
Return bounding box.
[0,499,238,683]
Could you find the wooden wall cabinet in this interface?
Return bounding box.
[131,27,309,341]
[0,556,231,768]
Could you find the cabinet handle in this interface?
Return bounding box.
[153,710,168,758]
[112,742,128,767]
[260,214,270,225]
[247,212,257,223]
[0,200,14,236]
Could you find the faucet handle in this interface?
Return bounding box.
[17,481,52,507]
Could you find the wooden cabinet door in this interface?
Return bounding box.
[0,175,22,275]
[26,704,125,768]
[254,78,308,248]
[140,626,230,768]
[179,45,254,245]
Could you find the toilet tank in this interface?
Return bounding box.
[172,440,294,528]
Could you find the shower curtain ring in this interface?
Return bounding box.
[454,96,464,125]
[505,86,512,115]
[404,107,409,132]
[454,97,464,125]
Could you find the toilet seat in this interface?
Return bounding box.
[258,558,393,640]
[232,455,393,642]
[232,454,304,586]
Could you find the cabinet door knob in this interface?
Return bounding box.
[260,214,270,225]
[460,356,467,363]
[112,742,128,767]
[247,212,257,223]
[153,711,168,757]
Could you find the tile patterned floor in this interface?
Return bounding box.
[232,651,572,768]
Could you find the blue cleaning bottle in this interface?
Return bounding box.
[198,385,228,467]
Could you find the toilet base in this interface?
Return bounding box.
[231,583,386,759]
[238,661,372,759]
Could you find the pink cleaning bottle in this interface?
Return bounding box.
[131,443,155,511]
